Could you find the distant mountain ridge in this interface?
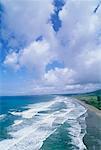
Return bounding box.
[59,89,101,97]
[85,89,101,96]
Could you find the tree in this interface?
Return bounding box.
[97,96,101,107]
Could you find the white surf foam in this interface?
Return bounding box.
[65,98,87,150]
[9,97,64,119]
[67,116,87,150]
[0,114,6,120]
[0,96,87,150]
[12,120,23,127]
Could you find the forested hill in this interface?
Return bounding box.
[58,89,101,97]
[85,89,101,96]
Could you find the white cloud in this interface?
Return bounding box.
[4,39,57,76]
[2,0,101,94]
[30,83,101,95]
[56,0,101,84]
[1,0,54,45]
[44,67,76,86]
[76,47,101,83]
[4,52,19,70]
[19,39,56,75]
[2,0,58,76]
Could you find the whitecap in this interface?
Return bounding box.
[0,96,87,150]
[0,114,6,121]
[12,120,23,127]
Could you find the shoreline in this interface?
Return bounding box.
[75,98,101,117]
[76,98,101,150]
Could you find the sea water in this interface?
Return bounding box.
[0,95,87,150]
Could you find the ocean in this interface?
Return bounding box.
[0,95,87,150]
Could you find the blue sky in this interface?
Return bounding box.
[0,0,101,95]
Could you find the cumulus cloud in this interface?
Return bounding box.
[44,67,76,86]
[4,39,57,76]
[56,0,101,84]
[4,52,19,70]
[1,0,54,45]
[1,0,101,94]
[76,47,101,83]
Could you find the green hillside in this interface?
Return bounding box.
[75,89,101,110]
[84,89,101,96]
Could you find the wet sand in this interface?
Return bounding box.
[76,99,101,150]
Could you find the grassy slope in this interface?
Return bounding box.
[74,90,101,110]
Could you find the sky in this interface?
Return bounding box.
[0,0,101,95]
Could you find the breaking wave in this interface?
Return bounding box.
[0,96,87,150]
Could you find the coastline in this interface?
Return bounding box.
[76,98,101,150]
[75,98,101,117]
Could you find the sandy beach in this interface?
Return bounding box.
[76,99,101,150]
